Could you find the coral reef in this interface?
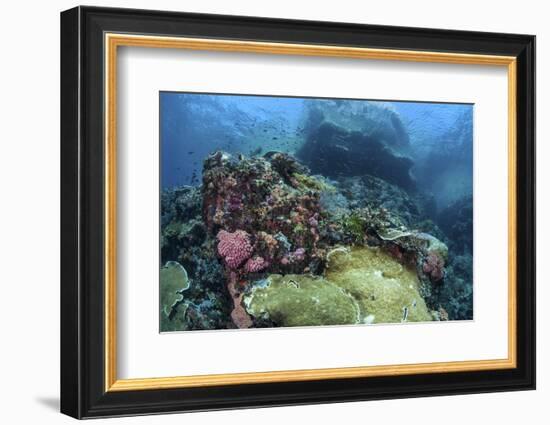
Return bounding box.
[244,246,432,326]
[422,252,446,282]
[159,93,475,331]
[160,187,232,331]
[437,196,473,254]
[335,175,433,226]
[202,151,328,276]
[161,148,470,330]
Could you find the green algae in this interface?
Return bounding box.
[343,212,367,242]
[244,246,432,327]
[292,172,336,193]
[160,261,189,317]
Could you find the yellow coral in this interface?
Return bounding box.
[244,274,360,327]
[326,247,432,323]
[244,246,432,327]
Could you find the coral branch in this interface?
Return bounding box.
[227,272,253,328]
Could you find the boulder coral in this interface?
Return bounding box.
[244,246,432,327]
[244,274,360,327]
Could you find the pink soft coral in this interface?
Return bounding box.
[244,256,269,273]
[216,230,253,269]
[423,252,445,282]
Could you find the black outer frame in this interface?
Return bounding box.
[60,5,536,419]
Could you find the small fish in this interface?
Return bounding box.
[272,137,278,140]
[334,144,349,152]
[187,151,194,155]
[250,147,263,156]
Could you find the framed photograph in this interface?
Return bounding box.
[60,6,535,419]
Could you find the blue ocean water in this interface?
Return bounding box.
[160,92,473,210]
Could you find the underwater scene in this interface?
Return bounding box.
[160,92,474,332]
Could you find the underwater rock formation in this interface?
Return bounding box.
[437,195,473,255]
[161,149,459,330]
[297,100,416,191]
[335,175,430,226]
[161,186,204,262]
[160,187,233,331]
[300,99,411,150]
[298,122,416,191]
[244,246,432,326]
[202,151,330,276]
[434,253,473,320]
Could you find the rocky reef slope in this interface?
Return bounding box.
[159,150,473,331]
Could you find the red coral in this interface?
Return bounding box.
[423,252,445,282]
[244,256,269,273]
[308,213,319,227]
[217,230,253,269]
[387,244,403,261]
[227,272,253,328]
